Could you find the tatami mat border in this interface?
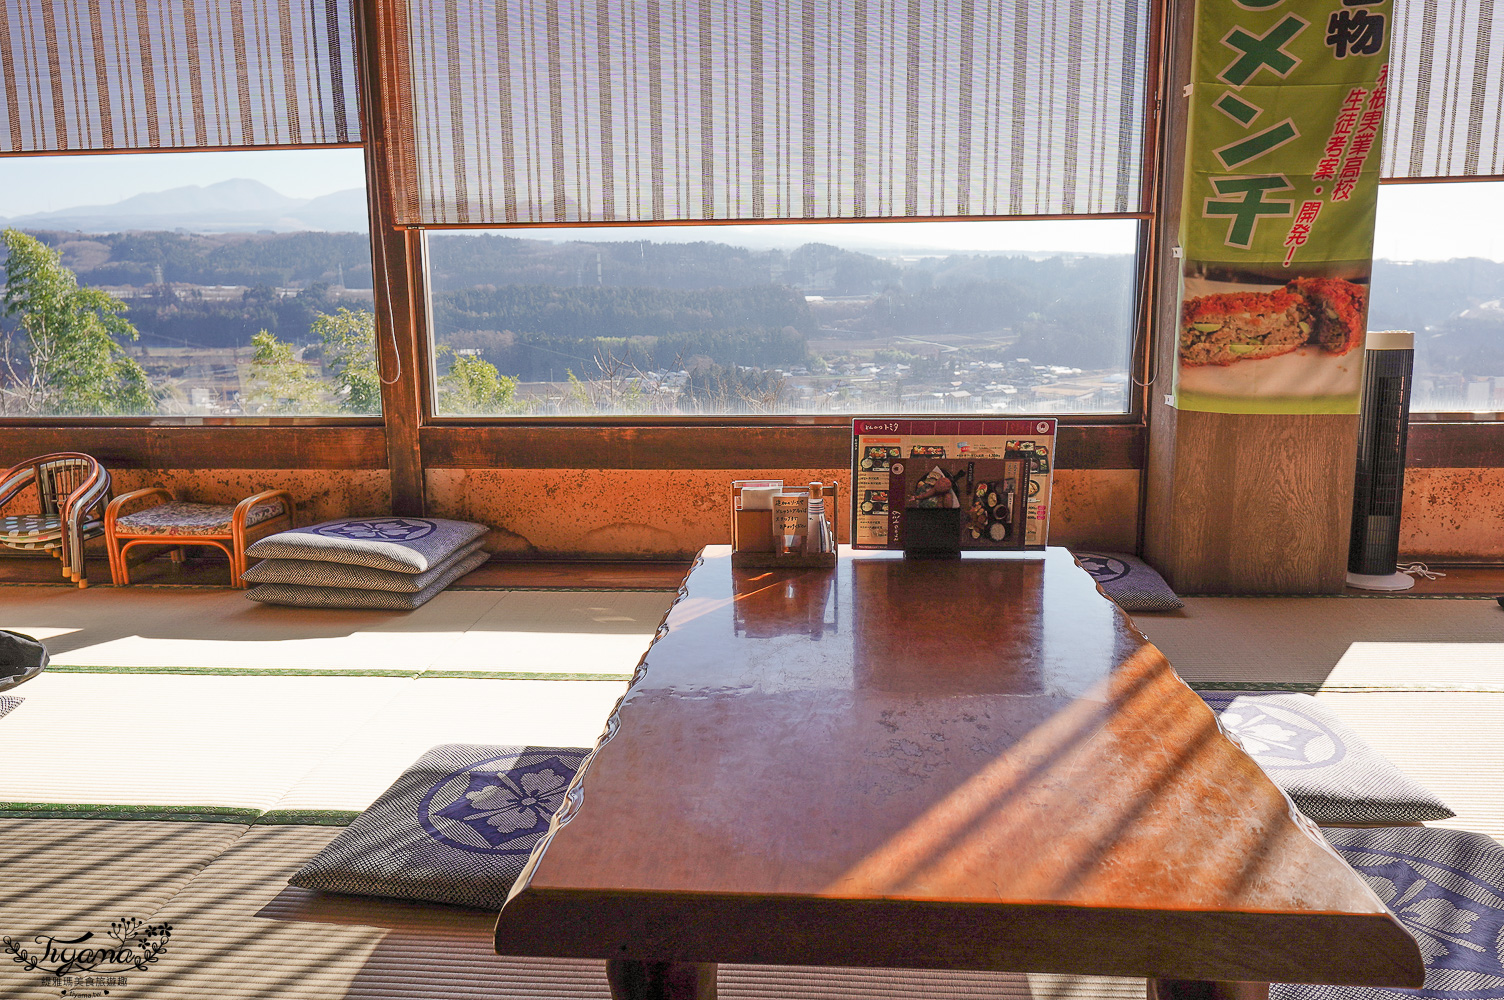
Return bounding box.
[47,665,423,678]
[0,806,360,826]
[422,670,634,680]
[0,803,259,822]
[256,809,361,826]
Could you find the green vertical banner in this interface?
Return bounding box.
[1174,0,1391,413]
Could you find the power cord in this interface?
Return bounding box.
[1397,562,1446,580]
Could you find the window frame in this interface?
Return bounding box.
[1371,174,1504,423]
[0,0,1170,502]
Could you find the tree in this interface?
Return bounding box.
[434,346,518,414]
[0,229,153,415]
[241,329,326,414]
[311,307,381,414]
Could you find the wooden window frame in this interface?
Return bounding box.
[5,0,1494,524]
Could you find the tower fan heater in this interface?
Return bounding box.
[1347,330,1416,592]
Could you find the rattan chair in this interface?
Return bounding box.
[0,453,112,588]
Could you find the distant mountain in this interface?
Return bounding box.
[0,178,369,234]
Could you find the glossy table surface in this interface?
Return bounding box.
[494,546,1423,986]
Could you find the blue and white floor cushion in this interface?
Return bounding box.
[1201,692,1453,824]
[1272,826,1504,1000]
[290,744,591,910]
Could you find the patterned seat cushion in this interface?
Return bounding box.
[246,548,488,610]
[1272,826,1504,1000]
[242,539,487,593]
[246,517,489,573]
[289,744,591,910]
[1072,550,1184,612]
[0,697,21,721]
[115,499,286,536]
[1201,691,1454,824]
[0,515,103,548]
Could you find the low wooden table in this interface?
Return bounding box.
[495,547,1422,999]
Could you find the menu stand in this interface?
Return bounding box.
[901,507,962,559]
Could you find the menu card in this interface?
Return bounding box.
[851,418,1057,550]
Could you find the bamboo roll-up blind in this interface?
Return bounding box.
[0,0,361,153]
[378,0,1153,226]
[1383,0,1504,177]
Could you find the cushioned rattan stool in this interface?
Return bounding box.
[105,489,294,587]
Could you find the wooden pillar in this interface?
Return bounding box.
[355,0,428,517]
[1141,0,1358,594]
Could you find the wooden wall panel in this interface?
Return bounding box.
[0,427,387,470]
[1158,411,1359,593]
[1407,423,1504,469]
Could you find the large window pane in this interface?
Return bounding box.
[0,149,378,417]
[1369,182,1504,412]
[426,220,1138,417]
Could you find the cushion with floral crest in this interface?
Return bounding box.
[1271,826,1504,1000]
[1200,691,1453,824]
[288,744,591,910]
[246,517,488,574]
[1071,550,1183,612]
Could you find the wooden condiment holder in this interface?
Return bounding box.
[730,482,838,569]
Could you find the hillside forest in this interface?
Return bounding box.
[0,228,1499,415]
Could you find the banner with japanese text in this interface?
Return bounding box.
[1173,0,1390,413]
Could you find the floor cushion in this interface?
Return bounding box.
[1201,691,1454,824]
[246,516,488,573]
[115,498,286,535]
[246,549,488,610]
[1072,550,1184,612]
[289,743,591,910]
[1272,826,1504,1000]
[0,697,21,720]
[242,538,486,593]
[1,629,48,694]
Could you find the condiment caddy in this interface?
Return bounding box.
[730,479,838,568]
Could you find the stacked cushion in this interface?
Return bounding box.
[244,517,489,610]
[1272,826,1504,1000]
[1072,550,1184,612]
[1201,691,1454,824]
[290,744,591,909]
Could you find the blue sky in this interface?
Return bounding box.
[0,148,1500,261]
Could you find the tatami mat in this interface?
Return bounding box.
[0,586,670,677]
[0,673,408,814]
[0,819,247,933]
[265,678,627,819]
[1137,597,1504,687]
[0,824,1143,1000]
[425,590,669,677]
[1312,690,1504,843]
[1,587,1498,998]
